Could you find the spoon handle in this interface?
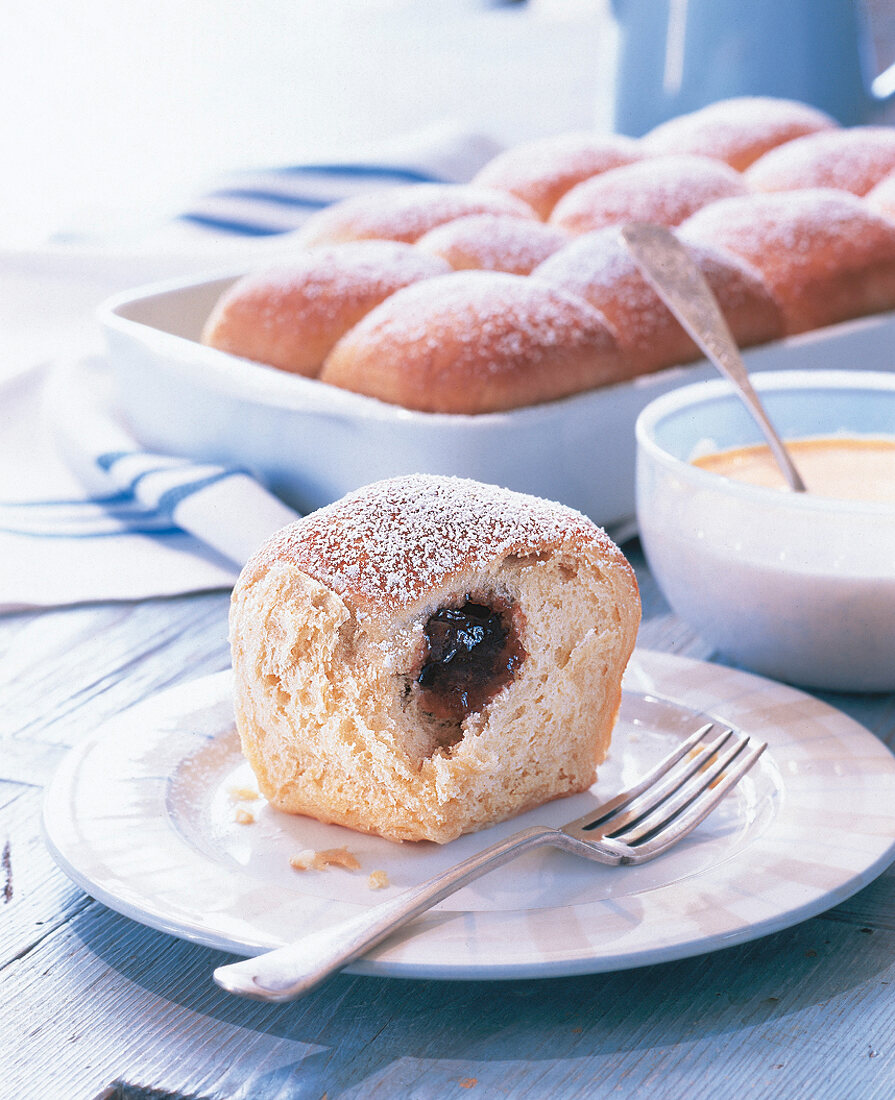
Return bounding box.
[619,223,807,493]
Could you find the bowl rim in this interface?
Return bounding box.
[635,368,895,516]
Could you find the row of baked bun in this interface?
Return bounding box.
[203,189,895,414]
[480,99,895,215]
[202,99,895,414]
[289,129,895,256]
[295,97,895,247]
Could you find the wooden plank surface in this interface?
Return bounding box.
[2,545,894,1100]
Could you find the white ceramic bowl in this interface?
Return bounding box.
[636,370,895,692]
[99,272,895,527]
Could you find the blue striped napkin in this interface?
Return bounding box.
[173,123,502,238]
[1,127,503,611]
[0,360,298,611]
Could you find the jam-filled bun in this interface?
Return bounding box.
[472,132,645,220]
[549,154,749,236]
[201,242,452,376]
[229,474,641,843]
[415,214,569,275]
[295,183,537,248]
[642,96,837,171]
[535,227,784,377]
[745,127,895,196]
[320,270,623,414]
[680,188,895,334]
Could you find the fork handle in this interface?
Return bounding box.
[214,825,563,1002]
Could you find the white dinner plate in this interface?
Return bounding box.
[43,649,895,980]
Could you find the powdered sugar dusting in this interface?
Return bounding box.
[215,241,451,329]
[416,214,569,274]
[536,227,671,321]
[330,270,609,363]
[202,241,453,374]
[474,132,645,217]
[297,184,537,247]
[246,475,613,613]
[537,226,770,320]
[534,226,778,370]
[746,127,895,196]
[679,187,895,332]
[319,270,619,412]
[247,241,448,295]
[550,155,748,234]
[680,188,895,277]
[643,96,837,170]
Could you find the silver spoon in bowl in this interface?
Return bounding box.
[619,222,807,493]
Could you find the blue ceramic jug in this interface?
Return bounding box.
[610,0,895,135]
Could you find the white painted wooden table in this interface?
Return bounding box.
[5,6,895,1094]
[2,541,894,1100]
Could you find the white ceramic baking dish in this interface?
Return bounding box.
[99,271,895,527]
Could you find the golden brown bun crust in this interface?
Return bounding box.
[295,183,538,248]
[679,188,895,334]
[415,214,569,275]
[201,242,451,376]
[549,155,748,236]
[745,127,895,197]
[319,271,623,413]
[230,475,641,843]
[642,95,838,171]
[472,132,645,219]
[535,227,784,376]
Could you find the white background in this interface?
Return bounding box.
[0,0,616,245]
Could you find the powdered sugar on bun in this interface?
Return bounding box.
[549,154,748,236]
[643,96,837,171]
[535,227,782,376]
[243,474,613,615]
[473,132,645,219]
[746,126,895,196]
[680,188,895,333]
[296,183,537,248]
[320,270,622,413]
[201,241,451,376]
[416,214,569,274]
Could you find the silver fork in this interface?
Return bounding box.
[214,722,765,1002]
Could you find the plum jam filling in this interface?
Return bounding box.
[416,601,525,724]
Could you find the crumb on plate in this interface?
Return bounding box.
[229,785,260,802]
[290,847,361,872]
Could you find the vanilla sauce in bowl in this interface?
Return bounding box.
[693,437,895,503]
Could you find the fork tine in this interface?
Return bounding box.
[563,722,717,834]
[619,739,767,863]
[580,726,738,838]
[600,729,742,842]
[614,733,749,843]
